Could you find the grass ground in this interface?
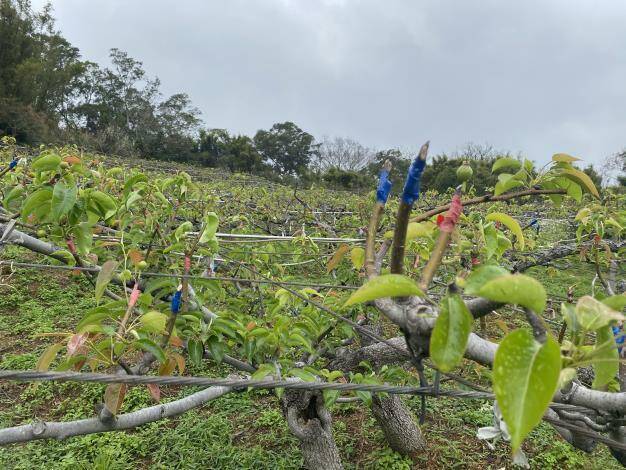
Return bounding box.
[0,245,622,469]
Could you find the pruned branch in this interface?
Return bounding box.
[0,384,233,445]
[512,239,625,273]
[411,188,566,224]
[390,142,429,274]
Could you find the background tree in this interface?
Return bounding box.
[601,150,626,188]
[315,136,375,172]
[365,148,410,183]
[254,121,319,177]
[0,1,201,159]
[582,164,603,189]
[0,0,81,142]
[321,167,370,190]
[197,128,266,173]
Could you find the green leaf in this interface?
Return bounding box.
[72,222,93,255]
[575,207,592,223]
[350,247,365,270]
[188,339,204,366]
[36,343,64,371]
[430,293,473,372]
[524,159,534,172]
[384,222,434,240]
[602,295,626,312]
[32,153,61,172]
[560,168,600,199]
[174,221,193,242]
[51,180,77,221]
[344,274,424,307]
[566,181,582,203]
[125,190,143,209]
[323,390,340,408]
[207,336,225,364]
[478,274,546,313]
[199,212,219,243]
[591,325,619,390]
[251,363,276,381]
[552,153,580,163]
[139,311,168,333]
[3,184,24,210]
[494,178,524,196]
[356,390,372,406]
[482,224,499,260]
[288,368,317,382]
[461,265,509,296]
[51,249,76,266]
[493,330,561,452]
[496,233,512,257]
[77,302,125,332]
[492,158,521,173]
[561,303,580,336]
[558,368,577,389]
[575,296,624,331]
[21,188,52,221]
[135,338,166,364]
[90,190,118,220]
[485,213,524,250]
[95,261,118,305]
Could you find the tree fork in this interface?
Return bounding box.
[281,389,343,470]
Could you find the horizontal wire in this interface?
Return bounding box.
[0,369,476,396]
[1,370,621,448]
[0,261,360,290]
[0,369,598,415]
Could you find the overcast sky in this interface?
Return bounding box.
[34,0,626,169]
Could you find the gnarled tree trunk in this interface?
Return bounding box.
[609,427,626,466]
[353,322,427,458]
[371,393,426,458]
[281,389,342,470]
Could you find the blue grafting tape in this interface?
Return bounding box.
[613,325,624,354]
[9,159,18,170]
[376,168,392,204]
[171,290,182,314]
[401,156,426,205]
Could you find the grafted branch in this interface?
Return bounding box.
[390,141,429,274]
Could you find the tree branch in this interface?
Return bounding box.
[411,188,566,224]
[0,384,233,445]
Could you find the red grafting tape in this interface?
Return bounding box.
[128,283,141,308]
[439,193,463,233]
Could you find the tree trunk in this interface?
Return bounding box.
[281,389,342,470]
[347,319,427,458]
[609,427,626,467]
[371,394,426,458]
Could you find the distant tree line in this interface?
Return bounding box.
[1,0,618,192]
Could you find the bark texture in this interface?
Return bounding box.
[0,385,232,445]
[371,394,426,457]
[281,389,342,470]
[609,427,626,467]
[354,319,426,459]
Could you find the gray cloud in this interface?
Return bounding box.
[35,0,626,168]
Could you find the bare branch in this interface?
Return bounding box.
[411,188,566,224]
[0,384,233,445]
